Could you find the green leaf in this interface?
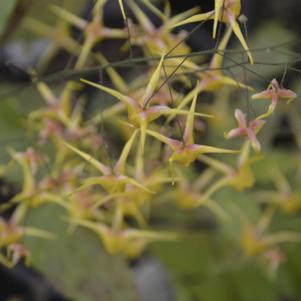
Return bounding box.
[151,234,279,301]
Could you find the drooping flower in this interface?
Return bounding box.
[224,109,265,152]
[252,78,297,119]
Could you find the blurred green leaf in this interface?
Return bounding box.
[0,95,26,161]
[152,234,282,301]
[0,0,18,36]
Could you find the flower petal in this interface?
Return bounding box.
[278,89,297,102]
[225,127,244,139]
[234,109,247,128]
[64,142,111,175]
[183,83,199,145]
[246,128,261,152]
[252,90,274,100]
[114,130,138,174]
[228,15,253,64]
[170,11,214,28]
[143,55,165,106]
[81,78,136,109]
[213,0,225,38]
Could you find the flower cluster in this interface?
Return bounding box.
[1,0,299,274]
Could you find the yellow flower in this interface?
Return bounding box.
[70,219,176,257]
[81,56,211,153]
[51,0,126,68]
[126,0,198,56]
[24,15,80,70]
[147,85,237,170]
[171,0,253,64]
[199,141,256,192]
[64,130,152,194]
[256,166,301,214]
[0,216,53,266]
[167,26,251,123]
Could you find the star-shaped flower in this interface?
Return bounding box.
[225,109,265,152]
[0,216,53,266]
[70,218,176,257]
[240,216,301,257]
[81,56,211,153]
[24,16,80,70]
[199,141,257,191]
[126,0,198,56]
[252,79,297,119]
[167,26,251,123]
[64,130,152,194]
[171,0,253,63]
[146,85,237,174]
[51,0,126,68]
[255,167,301,215]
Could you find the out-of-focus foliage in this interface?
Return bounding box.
[0,0,18,36]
